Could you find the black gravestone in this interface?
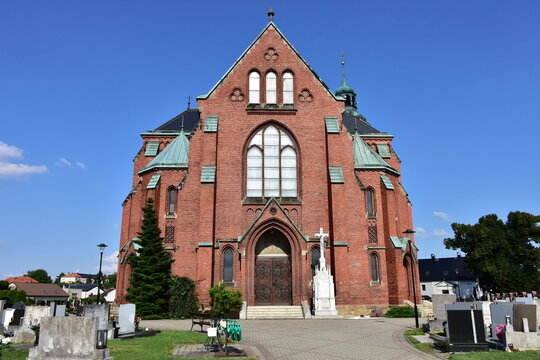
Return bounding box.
[447,309,488,352]
[513,304,537,332]
[9,308,24,326]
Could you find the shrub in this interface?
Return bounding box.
[385,306,416,318]
[169,276,198,319]
[208,282,243,318]
[0,290,27,307]
[0,280,8,290]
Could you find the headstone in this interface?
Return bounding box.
[447,309,488,352]
[13,306,51,343]
[118,304,136,334]
[513,304,536,332]
[12,301,25,310]
[84,304,110,330]
[490,302,524,339]
[55,304,66,317]
[10,308,24,326]
[312,228,337,317]
[1,309,15,329]
[432,294,456,320]
[0,299,6,314]
[27,317,114,360]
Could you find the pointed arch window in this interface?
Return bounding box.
[249,71,260,104]
[223,248,234,283]
[370,253,380,283]
[266,72,277,104]
[167,187,177,215]
[365,188,375,217]
[283,72,294,104]
[246,125,297,198]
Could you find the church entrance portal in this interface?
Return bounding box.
[254,230,292,305]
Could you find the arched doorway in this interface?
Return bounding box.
[254,230,292,305]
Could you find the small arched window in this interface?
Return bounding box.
[365,188,375,216]
[370,253,380,282]
[246,125,297,198]
[311,247,320,277]
[283,72,294,104]
[223,248,234,283]
[167,187,177,215]
[249,71,260,104]
[266,72,277,104]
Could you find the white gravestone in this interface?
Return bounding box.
[1,308,15,329]
[118,304,136,334]
[312,228,337,317]
[84,304,110,330]
[13,306,52,343]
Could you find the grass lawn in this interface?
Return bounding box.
[449,351,540,359]
[2,331,256,360]
[404,329,437,355]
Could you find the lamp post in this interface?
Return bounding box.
[403,229,419,329]
[96,243,108,304]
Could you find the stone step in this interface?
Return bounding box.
[247,306,304,319]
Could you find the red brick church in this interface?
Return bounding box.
[116,12,420,316]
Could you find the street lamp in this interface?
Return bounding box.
[403,229,419,329]
[96,243,108,304]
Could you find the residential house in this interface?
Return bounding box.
[8,282,68,303]
[419,255,478,300]
[62,284,102,299]
[4,276,38,284]
[60,273,96,284]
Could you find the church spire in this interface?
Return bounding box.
[335,54,365,120]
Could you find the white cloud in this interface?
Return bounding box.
[433,229,452,237]
[0,141,47,179]
[0,141,23,161]
[414,227,429,238]
[98,251,119,273]
[57,158,72,166]
[0,162,48,179]
[433,211,452,221]
[75,162,86,169]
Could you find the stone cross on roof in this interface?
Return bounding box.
[268,8,275,22]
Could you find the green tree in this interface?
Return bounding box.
[169,276,198,319]
[444,211,540,292]
[126,198,173,318]
[101,273,117,289]
[24,269,52,283]
[54,272,65,284]
[0,280,8,290]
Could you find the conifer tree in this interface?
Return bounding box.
[126,198,173,318]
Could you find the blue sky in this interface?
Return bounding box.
[1,1,539,279]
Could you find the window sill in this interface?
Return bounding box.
[246,104,297,113]
[367,214,377,219]
[165,214,176,219]
[243,197,302,205]
[370,281,381,287]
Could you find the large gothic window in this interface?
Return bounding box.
[249,71,260,104]
[365,188,375,217]
[167,187,177,215]
[370,253,380,282]
[223,248,233,283]
[266,72,277,104]
[247,125,297,198]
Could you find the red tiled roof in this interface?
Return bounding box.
[5,276,38,283]
[62,273,81,278]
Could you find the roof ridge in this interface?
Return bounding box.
[197,23,339,102]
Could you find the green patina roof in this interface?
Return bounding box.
[139,132,189,174]
[336,62,356,97]
[353,132,399,175]
[197,22,339,102]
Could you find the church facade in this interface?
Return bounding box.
[116,16,420,315]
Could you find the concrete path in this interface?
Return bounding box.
[141,317,436,360]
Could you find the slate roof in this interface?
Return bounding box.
[12,283,69,298]
[139,131,190,174]
[153,108,200,133]
[419,256,478,282]
[65,284,98,291]
[353,133,399,175]
[342,113,381,134]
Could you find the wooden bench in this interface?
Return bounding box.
[190,311,213,332]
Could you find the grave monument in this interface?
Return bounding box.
[312,228,337,317]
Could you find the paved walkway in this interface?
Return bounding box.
[141,318,436,360]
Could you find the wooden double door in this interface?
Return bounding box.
[254,257,292,305]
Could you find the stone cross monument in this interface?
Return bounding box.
[312,227,337,316]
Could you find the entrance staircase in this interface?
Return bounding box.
[403,299,433,317]
[246,306,304,319]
